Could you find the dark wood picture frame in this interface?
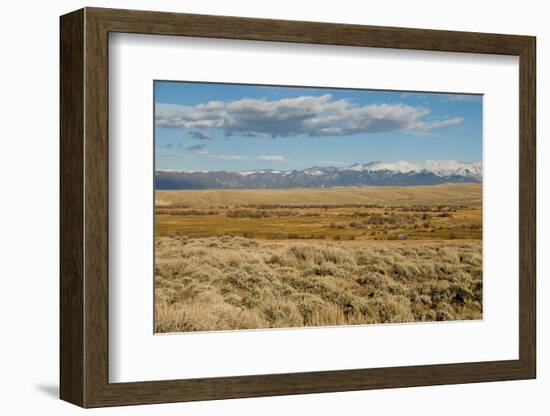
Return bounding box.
[60,7,536,408]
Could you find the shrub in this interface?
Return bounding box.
[155,236,482,332]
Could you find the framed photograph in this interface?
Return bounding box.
[60,7,536,408]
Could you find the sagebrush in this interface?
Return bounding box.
[155,236,482,332]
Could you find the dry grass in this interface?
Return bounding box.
[155,184,482,242]
[154,185,482,333]
[155,236,482,332]
[156,183,482,208]
[155,204,481,241]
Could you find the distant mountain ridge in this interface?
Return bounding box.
[155,160,482,190]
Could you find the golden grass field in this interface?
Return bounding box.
[154,183,482,332]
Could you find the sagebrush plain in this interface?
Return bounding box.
[154,183,482,332]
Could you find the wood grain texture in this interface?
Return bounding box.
[59,7,537,408]
[89,7,532,54]
[82,10,111,406]
[59,8,84,406]
[518,38,537,375]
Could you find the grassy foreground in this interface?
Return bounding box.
[155,184,482,332]
[155,237,482,332]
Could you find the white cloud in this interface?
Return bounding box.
[211,154,248,160]
[155,94,463,138]
[408,116,464,131]
[257,155,288,162]
[162,144,287,162]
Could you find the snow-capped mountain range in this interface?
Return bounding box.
[156,160,482,190]
[344,160,481,178]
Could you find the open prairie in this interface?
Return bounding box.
[155,183,482,241]
[156,183,482,208]
[155,184,482,332]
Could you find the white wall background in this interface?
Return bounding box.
[0,0,546,414]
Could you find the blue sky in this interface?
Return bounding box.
[155,81,482,171]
